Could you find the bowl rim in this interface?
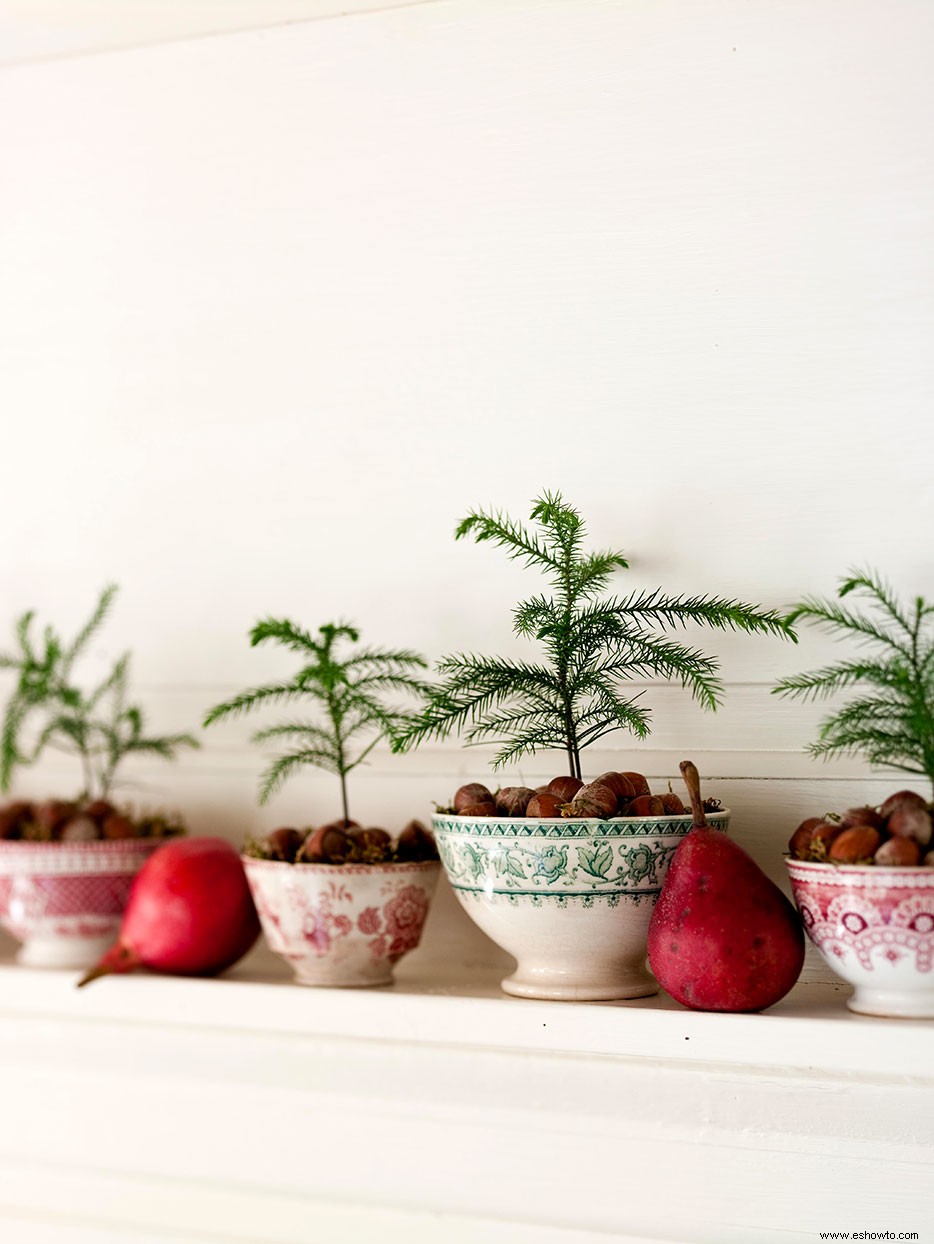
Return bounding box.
[0,836,164,851]
[785,855,934,876]
[431,809,730,829]
[240,855,442,874]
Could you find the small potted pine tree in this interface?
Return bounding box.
[775,570,934,1017]
[394,492,796,1001]
[0,585,199,968]
[204,620,441,988]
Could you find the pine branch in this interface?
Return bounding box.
[456,507,561,574]
[783,598,907,656]
[488,724,573,770]
[203,681,309,726]
[774,658,913,701]
[611,590,797,640]
[87,653,130,712]
[120,735,199,759]
[839,568,912,632]
[776,570,934,792]
[258,749,341,803]
[342,647,428,674]
[64,584,118,670]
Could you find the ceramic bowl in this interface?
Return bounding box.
[432,809,730,1001]
[0,838,162,969]
[242,857,441,987]
[786,858,934,1017]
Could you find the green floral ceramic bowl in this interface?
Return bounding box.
[432,809,730,1001]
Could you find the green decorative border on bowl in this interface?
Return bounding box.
[432,811,729,901]
[432,812,728,839]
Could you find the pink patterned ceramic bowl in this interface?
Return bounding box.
[0,838,162,969]
[786,858,934,1018]
[242,857,441,987]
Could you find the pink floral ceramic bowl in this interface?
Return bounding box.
[786,858,934,1018]
[242,857,441,987]
[0,838,162,969]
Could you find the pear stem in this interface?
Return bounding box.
[679,759,708,830]
[76,941,138,989]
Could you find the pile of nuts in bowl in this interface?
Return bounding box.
[243,820,439,865]
[443,772,705,819]
[0,799,184,842]
[788,790,934,866]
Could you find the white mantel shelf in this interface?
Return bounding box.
[0,951,924,1081]
[1,944,932,1244]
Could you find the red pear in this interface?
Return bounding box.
[647,761,804,1013]
[78,838,260,986]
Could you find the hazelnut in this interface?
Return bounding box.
[828,826,881,864]
[808,821,843,860]
[84,800,117,825]
[298,825,354,864]
[567,781,619,820]
[595,772,637,802]
[494,786,536,817]
[348,827,393,863]
[458,800,497,817]
[620,772,651,797]
[627,794,665,818]
[838,806,885,832]
[453,783,494,813]
[60,815,100,842]
[34,799,77,839]
[0,801,32,840]
[886,805,933,847]
[880,790,929,819]
[546,775,584,802]
[265,827,304,862]
[874,837,921,867]
[396,820,439,861]
[102,813,136,841]
[659,791,685,815]
[526,792,564,818]
[787,816,828,860]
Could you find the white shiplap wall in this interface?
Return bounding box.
[0,4,933,1239]
[1,0,931,865]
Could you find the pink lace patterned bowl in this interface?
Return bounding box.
[786,858,934,1018]
[0,838,162,969]
[242,857,441,987]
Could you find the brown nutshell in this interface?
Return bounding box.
[620,772,651,797]
[494,786,536,817]
[595,772,637,801]
[880,790,929,820]
[526,792,564,818]
[827,826,881,864]
[838,806,885,832]
[787,817,827,859]
[874,837,921,867]
[627,794,665,818]
[453,783,494,813]
[458,800,497,818]
[546,775,584,803]
[886,805,933,847]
